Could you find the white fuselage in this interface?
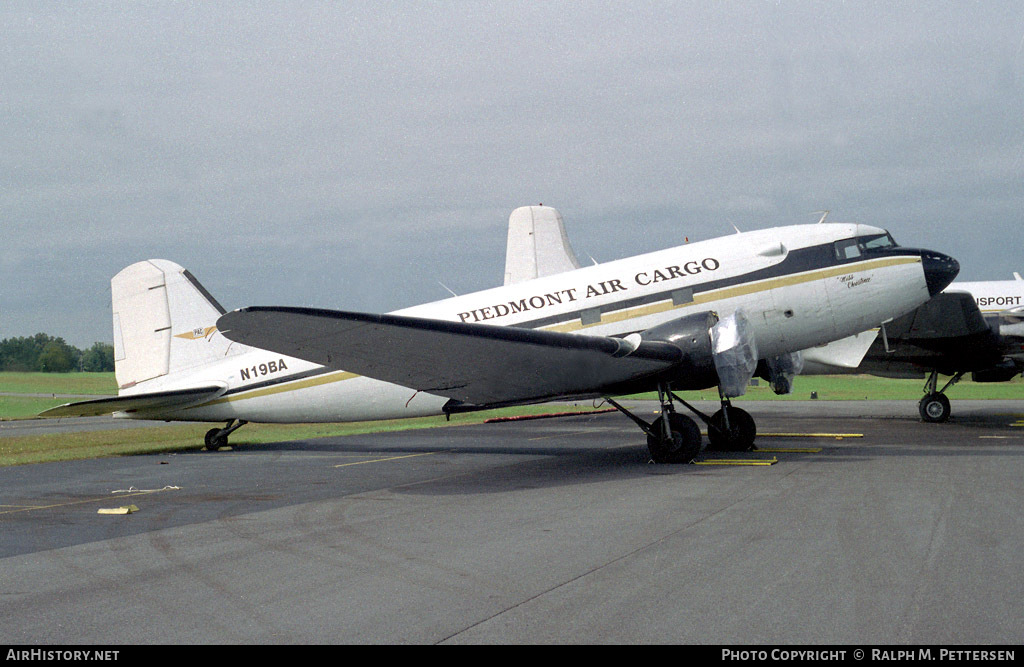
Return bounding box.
[135,223,934,423]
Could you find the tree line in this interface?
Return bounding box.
[0,334,115,373]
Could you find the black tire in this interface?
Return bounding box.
[919,393,951,423]
[204,428,225,451]
[647,413,702,463]
[707,406,756,451]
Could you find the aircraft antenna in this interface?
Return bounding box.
[438,281,458,297]
[815,210,830,224]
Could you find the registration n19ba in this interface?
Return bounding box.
[42,207,959,463]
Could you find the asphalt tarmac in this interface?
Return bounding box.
[1,400,1022,645]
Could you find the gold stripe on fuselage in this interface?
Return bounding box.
[199,370,359,407]
[547,255,920,333]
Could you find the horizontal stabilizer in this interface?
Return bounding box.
[217,307,683,406]
[39,385,226,418]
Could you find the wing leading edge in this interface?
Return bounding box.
[217,307,685,407]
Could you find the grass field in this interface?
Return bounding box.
[0,372,116,395]
[1,371,1021,467]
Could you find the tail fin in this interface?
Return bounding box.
[504,206,582,285]
[112,259,238,390]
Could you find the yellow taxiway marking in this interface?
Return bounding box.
[698,431,860,439]
[754,447,823,453]
[759,432,862,438]
[334,451,442,468]
[695,457,778,466]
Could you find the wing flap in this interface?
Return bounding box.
[39,385,226,418]
[217,307,682,406]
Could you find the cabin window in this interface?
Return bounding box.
[671,288,694,306]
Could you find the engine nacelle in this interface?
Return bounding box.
[971,359,1021,383]
[757,351,804,395]
[639,309,759,396]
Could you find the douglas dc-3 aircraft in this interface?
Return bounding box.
[507,207,1022,425]
[42,206,959,463]
[802,274,1024,422]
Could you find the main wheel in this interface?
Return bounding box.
[647,413,702,463]
[919,393,951,423]
[707,406,756,451]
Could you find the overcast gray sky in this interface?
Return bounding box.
[4,1,1023,347]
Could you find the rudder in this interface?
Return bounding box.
[112,259,238,390]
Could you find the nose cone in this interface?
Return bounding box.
[921,250,959,296]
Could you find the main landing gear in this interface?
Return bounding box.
[606,383,757,463]
[918,370,964,423]
[204,419,248,450]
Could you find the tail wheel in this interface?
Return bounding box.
[204,428,227,451]
[707,406,756,451]
[203,419,247,451]
[647,413,702,463]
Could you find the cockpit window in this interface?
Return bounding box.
[833,233,897,261]
[834,239,862,260]
[860,233,896,250]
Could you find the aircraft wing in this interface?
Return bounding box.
[39,385,226,418]
[217,307,684,406]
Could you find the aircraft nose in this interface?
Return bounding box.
[921,250,959,296]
